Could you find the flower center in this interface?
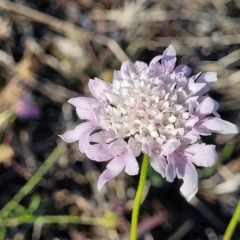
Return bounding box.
[104,76,189,143]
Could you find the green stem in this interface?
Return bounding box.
[2,215,104,227]
[0,145,61,218]
[223,199,240,240]
[131,154,149,240]
[0,109,14,126]
[0,218,6,240]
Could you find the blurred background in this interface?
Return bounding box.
[0,0,240,239]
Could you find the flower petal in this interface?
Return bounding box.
[128,137,141,157]
[85,144,113,162]
[68,97,99,109]
[59,121,99,153]
[165,153,176,182]
[201,117,238,134]
[181,130,200,145]
[150,154,167,178]
[105,92,121,104]
[76,108,96,121]
[161,138,180,156]
[192,125,211,136]
[149,55,162,66]
[197,72,217,85]
[184,143,217,167]
[162,45,176,73]
[59,122,97,145]
[185,78,206,95]
[120,61,131,72]
[109,138,139,175]
[185,116,199,128]
[195,97,216,118]
[97,156,126,190]
[134,61,148,71]
[89,131,107,143]
[175,157,198,201]
[88,78,112,100]
[196,72,217,96]
[174,64,191,77]
[125,154,139,175]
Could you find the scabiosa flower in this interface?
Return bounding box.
[14,93,39,119]
[60,45,238,200]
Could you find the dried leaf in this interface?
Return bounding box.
[0,144,14,164]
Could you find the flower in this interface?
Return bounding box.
[60,45,238,200]
[14,93,39,119]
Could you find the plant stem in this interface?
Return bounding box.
[0,145,61,218]
[2,215,104,227]
[130,154,149,240]
[223,199,240,240]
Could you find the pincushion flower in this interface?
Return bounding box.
[60,45,238,200]
[14,94,39,119]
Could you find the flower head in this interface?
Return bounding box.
[14,93,39,119]
[60,45,238,200]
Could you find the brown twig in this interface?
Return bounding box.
[0,0,129,63]
[90,9,240,31]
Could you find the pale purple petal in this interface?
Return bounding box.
[68,97,99,109]
[125,154,139,175]
[174,64,192,77]
[192,125,211,136]
[97,138,139,188]
[110,138,133,156]
[120,61,131,72]
[68,97,100,121]
[141,142,151,156]
[68,97,101,121]
[196,72,217,95]
[59,122,97,144]
[134,61,149,75]
[197,72,217,85]
[110,138,139,175]
[165,153,176,182]
[60,121,100,153]
[176,77,188,89]
[85,144,113,162]
[161,138,180,156]
[149,55,162,66]
[150,154,167,178]
[185,78,206,95]
[93,107,113,131]
[78,124,100,153]
[97,156,126,190]
[201,117,238,134]
[113,70,121,80]
[181,130,200,145]
[105,92,121,104]
[89,131,108,143]
[76,108,96,121]
[195,97,216,118]
[185,116,199,128]
[88,78,112,100]
[175,157,198,201]
[184,143,217,167]
[185,96,199,107]
[128,137,141,157]
[141,139,161,157]
[176,90,187,104]
[162,45,176,73]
